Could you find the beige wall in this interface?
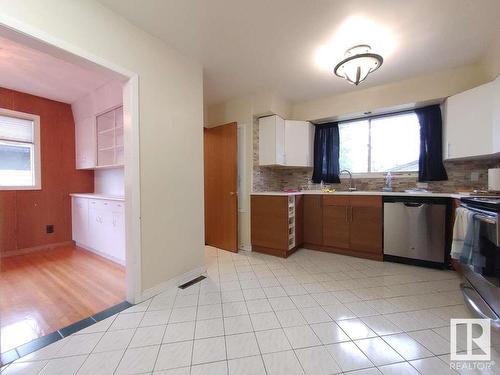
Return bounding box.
[292,63,491,122]
[0,0,205,295]
[481,38,500,80]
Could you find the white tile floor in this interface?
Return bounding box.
[2,246,500,375]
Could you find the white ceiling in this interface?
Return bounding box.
[99,0,500,106]
[0,35,113,104]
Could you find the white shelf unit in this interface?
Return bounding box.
[96,106,124,167]
[288,195,296,250]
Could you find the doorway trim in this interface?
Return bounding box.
[0,20,143,303]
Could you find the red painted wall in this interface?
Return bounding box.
[0,87,94,254]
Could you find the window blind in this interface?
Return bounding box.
[0,115,34,143]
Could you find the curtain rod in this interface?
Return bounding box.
[313,102,444,126]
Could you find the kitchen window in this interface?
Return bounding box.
[0,109,41,190]
[339,111,420,175]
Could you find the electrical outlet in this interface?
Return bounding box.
[46,224,54,234]
[470,171,480,182]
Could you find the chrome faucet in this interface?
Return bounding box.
[340,169,357,191]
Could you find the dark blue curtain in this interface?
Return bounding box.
[416,105,448,182]
[312,122,341,183]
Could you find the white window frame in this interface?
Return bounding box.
[339,111,419,179]
[0,108,41,190]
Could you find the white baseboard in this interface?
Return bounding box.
[138,265,207,303]
[239,244,252,252]
[75,243,125,266]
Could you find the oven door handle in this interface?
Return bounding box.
[475,214,497,225]
[461,282,499,322]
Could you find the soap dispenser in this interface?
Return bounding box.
[383,172,393,192]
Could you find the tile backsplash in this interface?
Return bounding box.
[252,120,500,193]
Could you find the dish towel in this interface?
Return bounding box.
[451,207,474,259]
[459,212,486,272]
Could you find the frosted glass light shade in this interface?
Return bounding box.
[334,45,383,85]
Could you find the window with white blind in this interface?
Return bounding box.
[0,109,41,189]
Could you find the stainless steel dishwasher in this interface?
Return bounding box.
[383,196,450,268]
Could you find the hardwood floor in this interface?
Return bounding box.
[0,245,125,353]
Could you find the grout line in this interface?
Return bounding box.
[6,248,470,374]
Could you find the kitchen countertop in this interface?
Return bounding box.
[251,190,473,199]
[70,193,125,201]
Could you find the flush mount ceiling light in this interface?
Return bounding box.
[334,44,383,85]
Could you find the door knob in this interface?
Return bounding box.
[230,192,236,195]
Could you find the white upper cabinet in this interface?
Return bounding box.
[259,115,286,165]
[72,80,123,170]
[259,115,313,167]
[75,116,96,169]
[444,77,499,159]
[284,120,314,167]
[492,77,500,153]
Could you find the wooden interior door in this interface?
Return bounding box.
[204,122,238,252]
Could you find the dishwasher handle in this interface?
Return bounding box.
[403,202,424,208]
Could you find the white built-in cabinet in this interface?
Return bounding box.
[96,106,124,167]
[73,80,123,170]
[259,115,314,167]
[75,117,96,169]
[72,196,125,264]
[444,76,500,159]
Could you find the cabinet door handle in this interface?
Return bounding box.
[345,206,348,223]
[350,206,353,222]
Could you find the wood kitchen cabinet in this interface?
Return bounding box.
[251,194,302,258]
[303,194,383,260]
[349,196,382,254]
[323,196,351,249]
[303,195,323,245]
[252,193,382,260]
[323,195,382,260]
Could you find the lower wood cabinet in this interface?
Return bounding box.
[71,196,125,264]
[252,193,382,261]
[323,196,351,249]
[303,195,323,245]
[323,195,382,260]
[251,194,302,258]
[304,194,383,260]
[349,197,383,254]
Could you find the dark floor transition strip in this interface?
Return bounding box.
[179,275,206,289]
